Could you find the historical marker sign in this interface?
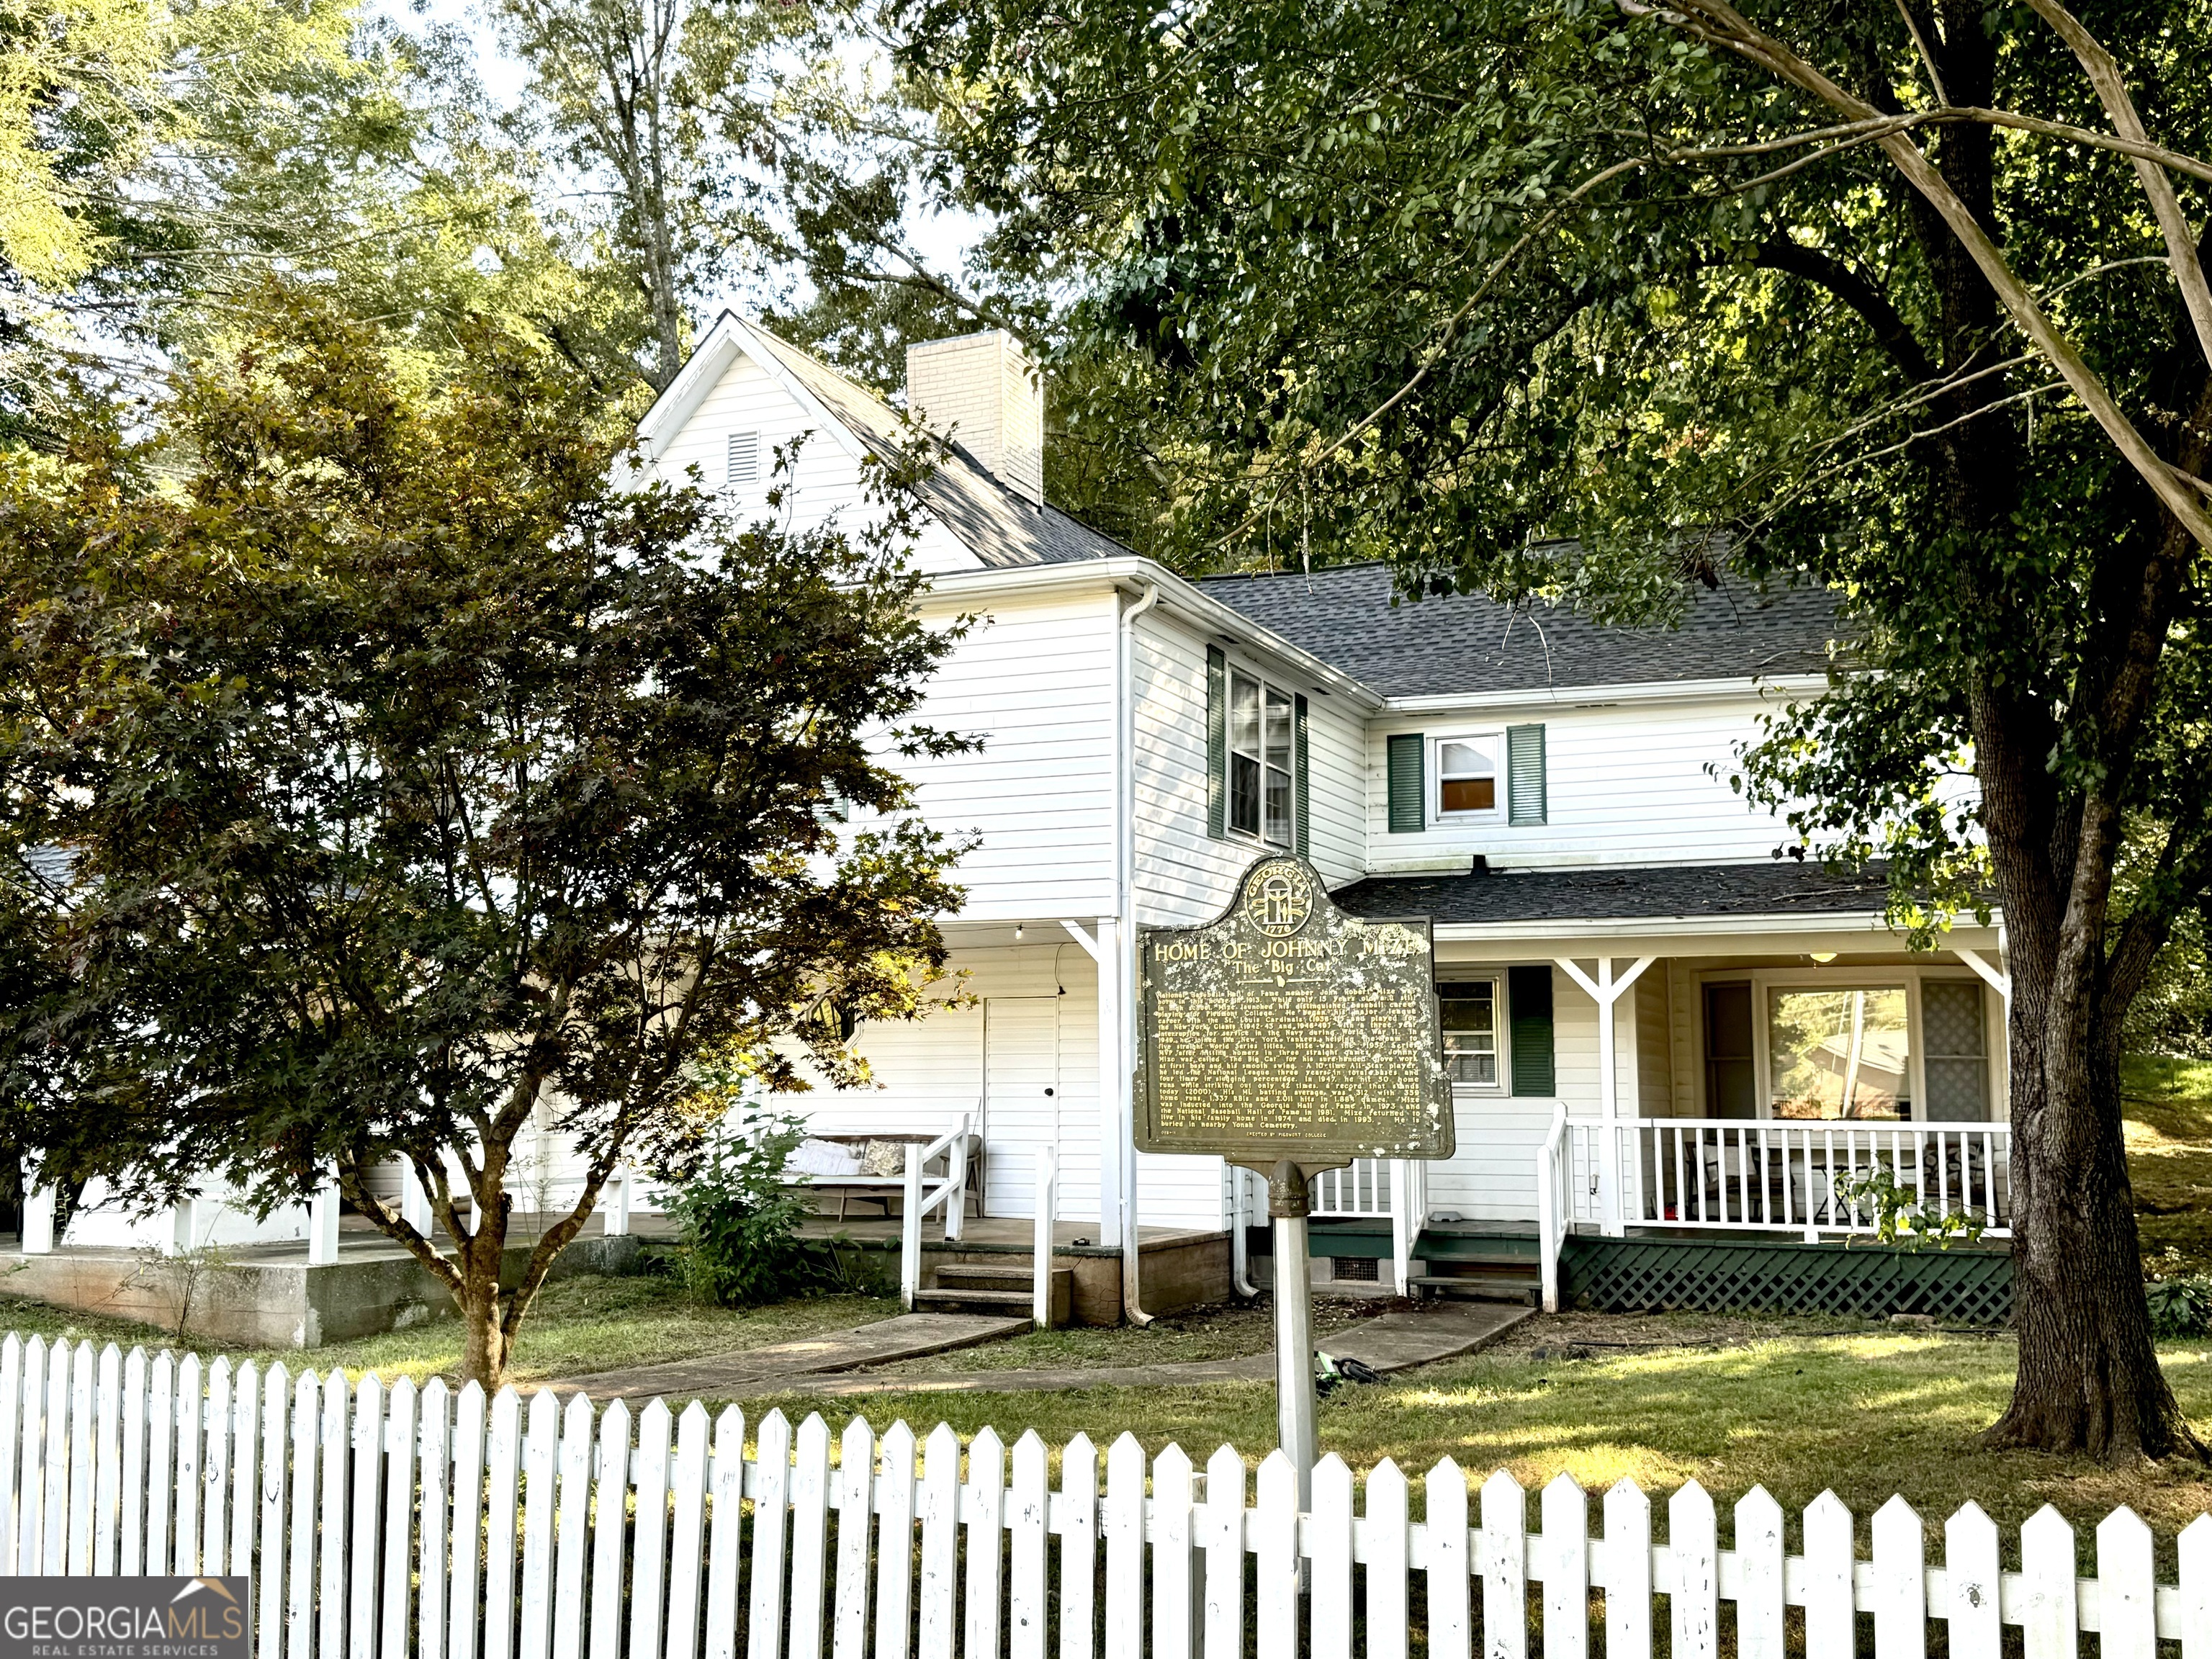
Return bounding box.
[1136,854,1454,1169]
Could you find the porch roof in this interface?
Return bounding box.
[1331,860,1897,926]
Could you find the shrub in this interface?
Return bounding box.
[2146,1274,2212,1339]
[664,1113,815,1307]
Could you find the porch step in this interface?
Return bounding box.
[917,1264,1073,1323]
[1408,1273,1541,1305]
[1413,1226,1542,1266]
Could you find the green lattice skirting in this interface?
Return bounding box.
[1560,1234,2013,1324]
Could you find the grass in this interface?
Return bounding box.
[0,1272,899,1388]
[2122,1052,2212,1277]
[744,1311,2212,1545]
[868,1295,1386,1375]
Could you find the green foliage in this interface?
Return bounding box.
[662,1110,814,1308]
[1832,1164,1988,1252]
[2145,1275,2212,1339]
[0,280,969,1378]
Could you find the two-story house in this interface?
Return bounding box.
[631,316,2016,1326]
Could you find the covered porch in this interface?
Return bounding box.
[1323,860,2016,1317]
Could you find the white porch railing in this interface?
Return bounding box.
[896,1113,971,1308]
[1307,1159,1426,1295]
[1563,1116,2015,1240]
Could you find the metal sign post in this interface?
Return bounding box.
[1265,1158,1318,1506]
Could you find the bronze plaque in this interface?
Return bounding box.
[1135,855,1455,1169]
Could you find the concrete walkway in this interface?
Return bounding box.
[716,1300,1533,1402]
[549,1312,1032,1401]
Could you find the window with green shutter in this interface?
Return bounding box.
[1294,694,1310,857]
[1508,965,1555,1095]
[1206,646,1228,840]
[1386,733,1424,833]
[1507,724,1547,826]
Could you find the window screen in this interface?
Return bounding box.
[1438,981,1499,1086]
[1922,981,1987,1120]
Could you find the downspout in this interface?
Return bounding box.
[1118,583,1161,1324]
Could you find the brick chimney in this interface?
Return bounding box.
[905,330,1044,505]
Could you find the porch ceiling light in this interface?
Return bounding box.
[1809,951,1838,963]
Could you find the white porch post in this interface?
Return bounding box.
[1062,916,1124,1246]
[400,1161,433,1236]
[165,1197,198,1258]
[307,1172,341,1266]
[602,1167,631,1237]
[1555,956,1656,1238]
[20,1184,55,1254]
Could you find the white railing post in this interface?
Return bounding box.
[1535,1104,1567,1313]
[307,1175,341,1267]
[900,1147,923,1310]
[944,1114,968,1244]
[19,1186,55,1255]
[400,1163,433,1236]
[165,1198,197,1258]
[601,1169,631,1238]
[1032,1146,1056,1330]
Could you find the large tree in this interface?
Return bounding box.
[0,286,968,1385]
[912,0,2212,1457]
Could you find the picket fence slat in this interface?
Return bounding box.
[1148,1443,1195,1659]
[0,1331,2204,1659]
[552,1393,593,1659]
[872,1420,915,1659]
[703,1407,746,1659]
[833,1417,878,1659]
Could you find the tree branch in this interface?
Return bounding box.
[1619,0,2212,552]
[1754,237,1936,382]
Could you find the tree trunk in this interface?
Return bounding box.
[1987,1033,2201,1458]
[459,1272,509,1390]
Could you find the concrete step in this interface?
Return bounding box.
[1408,1272,1541,1305]
[918,1265,1073,1323]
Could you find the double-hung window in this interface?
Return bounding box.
[1435,734,1500,819]
[1438,979,1501,1087]
[1228,669,1295,847]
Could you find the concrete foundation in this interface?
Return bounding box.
[0,1228,644,1348]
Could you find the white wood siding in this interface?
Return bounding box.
[647,346,974,573]
[1424,1094,1554,1223]
[1635,970,1673,1115]
[1130,613,1367,928]
[894,590,1118,921]
[1367,696,1800,870]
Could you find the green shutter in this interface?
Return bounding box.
[1507,723,1547,826]
[1294,693,1310,857]
[1206,646,1228,840]
[1509,965,1555,1096]
[1386,732,1424,833]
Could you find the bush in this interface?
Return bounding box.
[2145,1274,2212,1338]
[664,1113,814,1307]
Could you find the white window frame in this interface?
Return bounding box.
[1436,974,1506,1094]
[1224,663,1297,850]
[1694,966,2000,1123]
[1430,729,1505,825]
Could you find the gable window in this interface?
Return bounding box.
[1438,979,1501,1087]
[1228,669,1294,846]
[1434,734,1499,819]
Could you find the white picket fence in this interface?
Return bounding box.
[1,1331,2207,1659]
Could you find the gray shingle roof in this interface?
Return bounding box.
[1199,562,1844,697]
[1332,860,1893,925]
[742,327,1125,568]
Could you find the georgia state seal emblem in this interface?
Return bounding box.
[1241,860,1313,938]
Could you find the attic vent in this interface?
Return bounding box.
[727,430,760,487]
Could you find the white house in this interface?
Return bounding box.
[21,317,2015,1334]
[627,317,2017,1322]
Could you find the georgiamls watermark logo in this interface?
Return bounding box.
[0,1576,251,1659]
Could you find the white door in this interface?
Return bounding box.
[984,997,1061,1218]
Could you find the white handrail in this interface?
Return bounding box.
[899,1112,972,1308]
[1032,1145,1057,1329]
[1535,1102,1568,1313]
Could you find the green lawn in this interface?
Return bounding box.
[2123,1052,2212,1277]
[0,1273,899,1388]
[749,1312,2212,1545]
